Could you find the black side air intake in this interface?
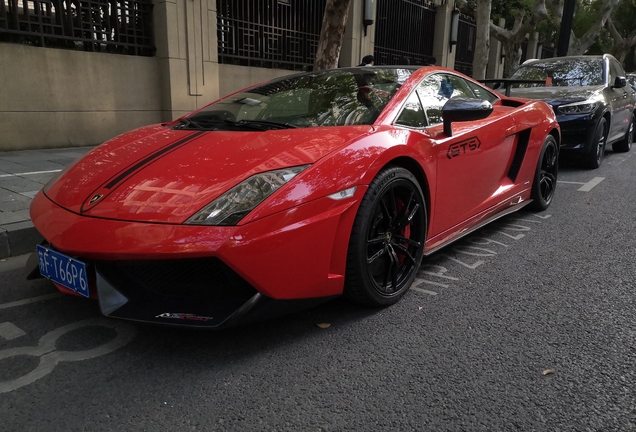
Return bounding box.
[507,129,532,182]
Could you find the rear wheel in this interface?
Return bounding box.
[529,135,558,211]
[583,117,607,169]
[344,167,426,306]
[613,113,634,153]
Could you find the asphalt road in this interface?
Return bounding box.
[1,149,635,431]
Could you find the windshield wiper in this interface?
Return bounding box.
[176,118,206,130]
[224,119,297,130]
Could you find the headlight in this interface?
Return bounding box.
[558,100,601,115]
[185,165,310,226]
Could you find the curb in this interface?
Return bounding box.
[0,221,43,259]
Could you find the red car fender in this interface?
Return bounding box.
[240,128,436,226]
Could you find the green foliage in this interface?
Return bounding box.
[611,0,636,36]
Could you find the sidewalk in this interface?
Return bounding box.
[0,146,95,258]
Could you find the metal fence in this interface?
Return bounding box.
[217,0,326,71]
[454,13,475,76]
[540,45,555,59]
[0,0,154,56]
[374,0,436,66]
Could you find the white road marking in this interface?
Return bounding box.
[0,318,137,393]
[410,287,438,295]
[558,177,605,192]
[0,293,62,310]
[0,322,26,340]
[578,177,605,192]
[0,169,62,178]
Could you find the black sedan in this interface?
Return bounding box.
[508,54,634,168]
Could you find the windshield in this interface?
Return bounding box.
[186,68,413,129]
[510,58,604,87]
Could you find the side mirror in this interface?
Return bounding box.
[614,76,627,89]
[442,97,493,137]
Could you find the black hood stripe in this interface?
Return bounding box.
[80,131,206,214]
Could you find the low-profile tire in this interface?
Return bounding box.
[583,117,607,169]
[613,113,634,153]
[344,166,427,306]
[529,135,558,211]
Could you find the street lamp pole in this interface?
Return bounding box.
[556,0,576,57]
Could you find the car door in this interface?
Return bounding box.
[416,73,519,237]
[607,57,630,141]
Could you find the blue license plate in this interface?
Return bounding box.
[37,245,89,298]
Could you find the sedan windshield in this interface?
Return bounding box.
[510,58,604,87]
[185,68,413,129]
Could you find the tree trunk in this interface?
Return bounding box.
[503,42,523,77]
[490,1,548,76]
[472,0,492,79]
[568,0,619,55]
[313,0,352,71]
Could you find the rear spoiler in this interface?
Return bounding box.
[478,79,551,97]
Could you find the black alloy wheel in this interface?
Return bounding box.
[614,113,634,153]
[529,135,558,211]
[345,167,427,306]
[584,117,607,169]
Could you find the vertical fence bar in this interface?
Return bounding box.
[374,0,436,66]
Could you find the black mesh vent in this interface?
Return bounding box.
[100,258,257,302]
[508,129,532,182]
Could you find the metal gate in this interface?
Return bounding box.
[454,13,475,76]
[374,0,436,66]
[0,0,154,56]
[217,0,326,71]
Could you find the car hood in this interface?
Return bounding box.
[509,85,604,107]
[45,124,371,223]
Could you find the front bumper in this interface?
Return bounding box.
[555,112,599,153]
[30,189,364,327]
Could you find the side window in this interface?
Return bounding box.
[395,92,427,128]
[416,73,475,126]
[467,81,500,103]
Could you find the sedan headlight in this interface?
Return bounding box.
[185,165,310,226]
[558,100,601,115]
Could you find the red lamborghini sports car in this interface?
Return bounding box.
[28,66,560,328]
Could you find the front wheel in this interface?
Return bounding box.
[344,167,427,306]
[529,135,559,211]
[613,113,634,153]
[583,117,607,169]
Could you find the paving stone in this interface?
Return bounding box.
[0,189,32,212]
[6,160,65,171]
[0,176,48,193]
[18,191,40,199]
[11,209,31,219]
[0,210,29,225]
[16,173,57,185]
[0,146,94,257]
[0,160,30,174]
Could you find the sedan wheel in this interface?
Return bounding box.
[614,113,634,153]
[529,135,558,211]
[584,118,607,169]
[345,167,426,306]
